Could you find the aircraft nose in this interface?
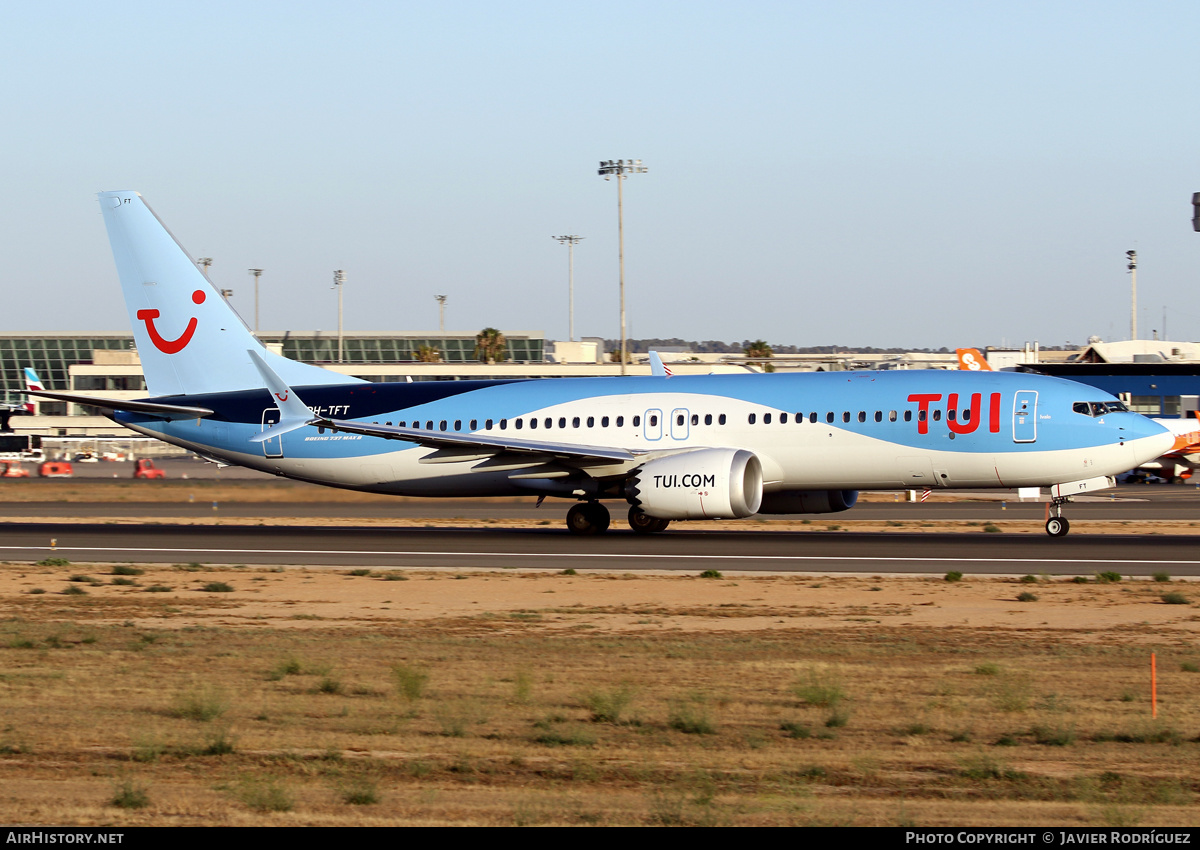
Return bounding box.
[1125,415,1174,463]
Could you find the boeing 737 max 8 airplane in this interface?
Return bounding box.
[31,192,1175,537]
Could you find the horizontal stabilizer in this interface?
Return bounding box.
[26,390,213,419]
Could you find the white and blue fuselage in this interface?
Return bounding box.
[38,191,1172,536]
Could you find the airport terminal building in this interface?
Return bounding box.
[4,332,1199,446]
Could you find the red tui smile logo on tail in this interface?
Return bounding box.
[137,289,206,354]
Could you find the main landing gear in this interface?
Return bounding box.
[566,502,610,535]
[563,503,672,535]
[628,506,670,534]
[1045,495,1071,537]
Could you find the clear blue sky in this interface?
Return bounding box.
[4,1,1199,349]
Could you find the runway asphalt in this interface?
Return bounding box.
[2,469,1199,574]
[2,518,1199,575]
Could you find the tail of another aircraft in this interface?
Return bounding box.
[956,348,992,371]
[22,368,42,414]
[98,191,358,397]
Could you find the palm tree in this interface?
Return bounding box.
[474,328,508,364]
[743,339,775,372]
[416,344,441,363]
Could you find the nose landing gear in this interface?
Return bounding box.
[1045,496,1071,537]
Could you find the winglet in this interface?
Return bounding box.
[247,350,316,442]
[648,350,672,377]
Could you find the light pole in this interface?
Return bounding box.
[248,269,263,333]
[552,236,584,341]
[1127,250,1137,340]
[598,159,647,375]
[333,270,345,363]
[435,295,447,333]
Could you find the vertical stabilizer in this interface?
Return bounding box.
[98,191,359,397]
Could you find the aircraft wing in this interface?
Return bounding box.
[315,417,648,462]
[26,390,214,420]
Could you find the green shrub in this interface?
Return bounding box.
[233,777,292,812]
[392,664,429,701]
[112,565,145,576]
[1016,592,1039,602]
[110,778,150,809]
[792,667,846,707]
[668,694,716,735]
[584,685,636,724]
[173,685,229,722]
[338,776,380,805]
[200,582,234,593]
[1153,572,1171,583]
[1095,571,1122,583]
[1161,592,1189,605]
[699,569,723,579]
[944,571,963,582]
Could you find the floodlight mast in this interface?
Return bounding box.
[1127,250,1137,341]
[598,159,647,375]
[435,294,447,332]
[553,235,584,341]
[333,270,346,362]
[248,269,263,333]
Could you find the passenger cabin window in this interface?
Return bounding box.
[631,416,639,427]
[842,412,850,423]
[809,412,817,423]
[857,411,866,423]
[889,410,897,422]
[718,414,727,425]
[602,416,610,427]
[530,418,538,429]
[932,410,941,421]
[618,416,626,427]
[904,411,913,422]
[826,412,835,423]
[748,413,757,425]
[499,419,507,430]
[515,419,523,429]
[704,414,712,425]
[780,413,788,424]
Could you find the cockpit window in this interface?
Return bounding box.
[1074,401,1129,417]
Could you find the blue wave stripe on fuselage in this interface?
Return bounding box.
[117,369,1150,458]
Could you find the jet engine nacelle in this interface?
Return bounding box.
[626,448,763,520]
[757,489,859,514]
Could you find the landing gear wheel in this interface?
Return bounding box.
[567,502,611,535]
[1045,517,1070,537]
[628,507,670,534]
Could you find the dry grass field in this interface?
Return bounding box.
[1,554,1199,826]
